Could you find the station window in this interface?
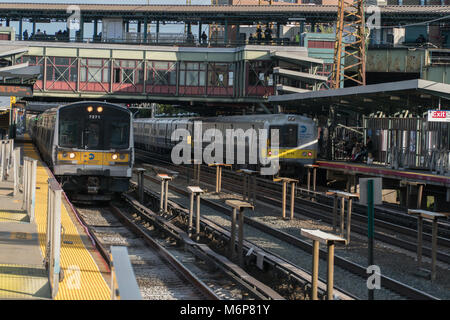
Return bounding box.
[147,61,177,86]
[46,57,77,82]
[207,63,234,87]
[80,58,110,83]
[179,62,206,86]
[247,60,273,87]
[113,60,143,84]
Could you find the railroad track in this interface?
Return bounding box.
[74,205,218,300]
[135,149,450,265]
[73,200,290,300]
[130,171,440,300]
[125,183,355,300]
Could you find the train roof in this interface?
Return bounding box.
[38,101,131,115]
[134,114,313,123]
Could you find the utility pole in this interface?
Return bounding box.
[332,0,366,88]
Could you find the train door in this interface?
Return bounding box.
[81,120,102,168]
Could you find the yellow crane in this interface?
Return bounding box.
[332,0,366,89]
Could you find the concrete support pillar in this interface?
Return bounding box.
[18,20,23,40]
[156,20,160,44]
[93,19,98,38]
[79,16,84,42]
[224,19,228,45]
[144,18,148,43]
[299,21,304,46]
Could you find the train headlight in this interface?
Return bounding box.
[308,152,312,157]
[97,106,103,113]
[119,154,125,160]
[62,152,67,158]
[302,152,307,157]
[112,154,118,160]
[87,106,93,112]
[69,152,76,159]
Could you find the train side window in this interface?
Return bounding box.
[269,125,298,147]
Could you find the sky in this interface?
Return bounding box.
[1,0,213,39]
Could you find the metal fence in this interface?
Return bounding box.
[45,178,62,299]
[0,139,14,181]
[22,157,37,222]
[364,116,450,174]
[110,246,142,300]
[332,125,364,161]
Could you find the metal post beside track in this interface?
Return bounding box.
[301,229,346,300]
[408,209,449,282]
[187,186,204,241]
[274,177,298,220]
[45,178,62,299]
[136,168,146,204]
[327,190,358,243]
[238,169,258,207]
[208,163,231,193]
[157,173,173,213]
[225,200,254,266]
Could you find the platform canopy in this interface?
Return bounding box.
[269,79,450,114]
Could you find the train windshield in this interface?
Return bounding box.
[109,119,130,149]
[59,119,80,148]
[58,104,130,150]
[85,122,101,149]
[269,125,298,147]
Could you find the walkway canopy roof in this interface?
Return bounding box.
[269,79,450,114]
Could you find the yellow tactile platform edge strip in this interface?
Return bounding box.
[22,142,110,300]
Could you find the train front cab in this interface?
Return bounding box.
[267,118,317,175]
[53,102,133,201]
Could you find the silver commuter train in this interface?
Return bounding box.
[134,114,317,173]
[30,101,134,201]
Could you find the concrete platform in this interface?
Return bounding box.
[0,138,111,299]
[317,160,450,187]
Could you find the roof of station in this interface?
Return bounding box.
[269,79,450,113]
[0,4,449,24]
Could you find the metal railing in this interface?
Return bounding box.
[364,116,450,174]
[0,139,13,182]
[45,178,62,299]
[22,157,37,222]
[16,34,301,48]
[110,246,142,300]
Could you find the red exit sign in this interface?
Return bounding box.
[428,110,450,122]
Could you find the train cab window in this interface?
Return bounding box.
[59,119,80,147]
[85,122,100,149]
[109,120,130,149]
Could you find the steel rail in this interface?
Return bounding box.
[137,174,439,300]
[125,187,354,300]
[109,205,222,301]
[120,193,285,300]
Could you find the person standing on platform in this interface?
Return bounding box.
[295,32,300,45]
[201,31,208,46]
[366,136,375,164]
[256,26,262,44]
